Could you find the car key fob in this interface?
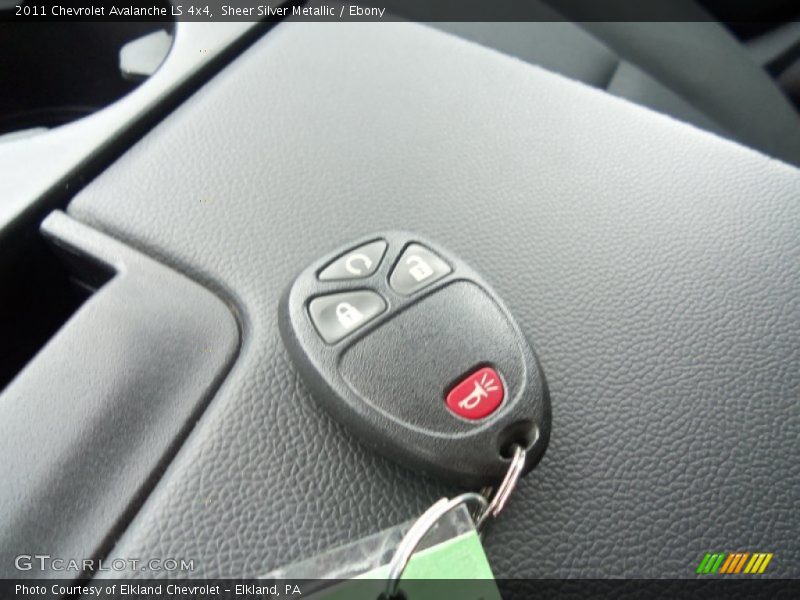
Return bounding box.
[279,232,550,485]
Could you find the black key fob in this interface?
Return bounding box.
[279,232,550,486]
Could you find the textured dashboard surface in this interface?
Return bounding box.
[68,22,800,578]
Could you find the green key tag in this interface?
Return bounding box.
[264,503,501,600]
[360,526,500,600]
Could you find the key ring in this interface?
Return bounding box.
[384,434,535,598]
[475,435,535,532]
[384,492,487,599]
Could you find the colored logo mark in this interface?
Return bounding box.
[696,552,773,575]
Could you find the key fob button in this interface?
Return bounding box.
[389,243,451,295]
[318,240,388,281]
[446,366,505,420]
[308,290,386,344]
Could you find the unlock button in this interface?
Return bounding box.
[389,244,452,296]
[309,290,387,344]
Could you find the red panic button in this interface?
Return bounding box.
[446,366,505,420]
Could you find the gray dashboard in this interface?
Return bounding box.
[59,21,800,579]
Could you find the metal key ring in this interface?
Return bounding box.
[475,433,536,532]
[385,433,537,597]
[384,492,488,599]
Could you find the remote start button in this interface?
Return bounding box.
[446,366,505,420]
[389,243,451,296]
[308,290,386,344]
[318,240,387,281]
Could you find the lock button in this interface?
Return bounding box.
[308,290,387,344]
[389,243,452,296]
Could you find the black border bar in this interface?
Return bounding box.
[4,0,799,23]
